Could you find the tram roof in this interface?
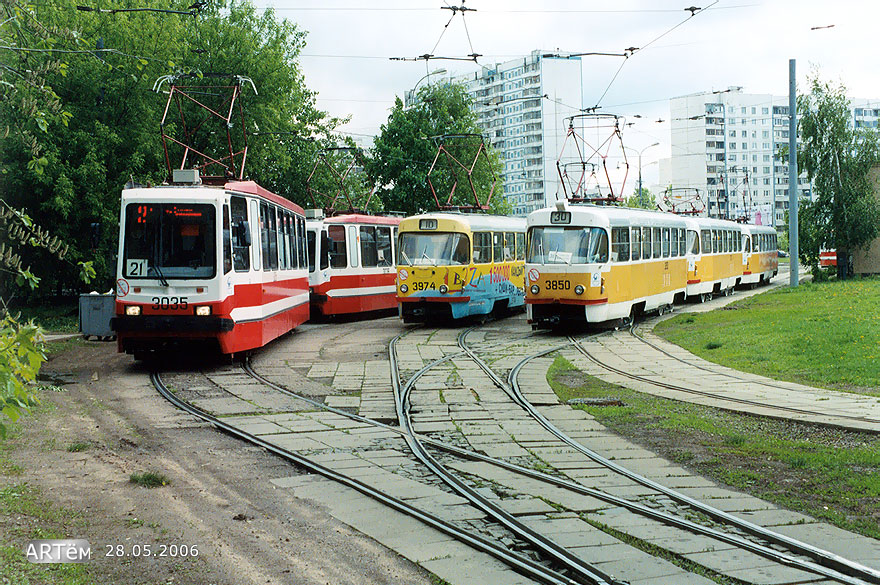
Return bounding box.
[400,212,525,232]
[323,214,401,226]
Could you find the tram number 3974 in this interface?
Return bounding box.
[546,280,571,291]
[151,296,189,310]
[411,282,436,291]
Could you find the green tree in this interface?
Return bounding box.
[625,186,656,209]
[0,0,336,296]
[367,82,503,215]
[797,74,880,279]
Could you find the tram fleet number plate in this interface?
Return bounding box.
[550,211,571,224]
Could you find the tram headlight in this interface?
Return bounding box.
[574,285,585,295]
[439,284,448,294]
[124,305,141,316]
[195,305,212,316]
[529,284,540,295]
[400,284,409,293]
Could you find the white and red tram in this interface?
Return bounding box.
[306,213,400,317]
[113,179,310,357]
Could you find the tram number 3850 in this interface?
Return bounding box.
[151,296,189,310]
[545,280,571,291]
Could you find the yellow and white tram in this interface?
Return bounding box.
[526,202,688,328]
[739,224,779,287]
[683,217,747,301]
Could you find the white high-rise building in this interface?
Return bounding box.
[663,87,880,227]
[663,87,810,227]
[452,51,584,216]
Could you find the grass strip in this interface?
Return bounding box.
[547,355,880,540]
[653,278,880,395]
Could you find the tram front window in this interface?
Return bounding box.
[527,226,608,264]
[123,203,216,279]
[397,232,470,266]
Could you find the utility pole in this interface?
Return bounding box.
[788,59,799,287]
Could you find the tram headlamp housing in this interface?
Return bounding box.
[195,305,212,316]
[529,285,540,295]
[574,285,585,295]
[439,284,448,294]
[400,284,409,293]
[124,305,141,316]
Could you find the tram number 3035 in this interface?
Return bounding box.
[545,280,571,291]
[151,296,189,310]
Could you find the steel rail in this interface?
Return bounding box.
[458,328,880,585]
[388,334,626,585]
[248,338,873,585]
[149,370,576,585]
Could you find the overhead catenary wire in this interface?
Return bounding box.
[589,1,719,109]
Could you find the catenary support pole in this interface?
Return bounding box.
[788,58,799,287]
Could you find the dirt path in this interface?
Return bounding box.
[1,339,434,585]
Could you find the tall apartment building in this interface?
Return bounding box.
[662,88,810,227]
[663,88,880,227]
[445,51,583,216]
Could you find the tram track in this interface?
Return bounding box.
[149,320,880,585]
[458,326,880,585]
[150,368,577,585]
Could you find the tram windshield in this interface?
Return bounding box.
[527,226,608,264]
[397,232,470,266]
[123,203,216,280]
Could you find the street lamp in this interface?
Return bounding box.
[410,69,446,95]
[624,142,660,205]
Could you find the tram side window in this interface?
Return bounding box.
[669,228,678,258]
[503,232,515,261]
[307,230,316,272]
[712,229,720,254]
[642,227,652,259]
[279,213,289,270]
[744,235,751,253]
[687,230,698,255]
[259,203,271,270]
[222,204,232,274]
[376,226,392,266]
[298,217,307,269]
[515,232,525,260]
[661,227,670,258]
[473,232,492,263]
[289,214,298,269]
[230,196,250,272]
[328,225,346,268]
[631,227,641,261]
[493,232,503,263]
[360,226,379,267]
[320,229,330,270]
[652,227,662,258]
[259,203,279,270]
[700,229,711,254]
[722,230,728,253]
[611,227,630,262]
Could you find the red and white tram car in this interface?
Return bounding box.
[306,213,400,317]
[113,179,309,357]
